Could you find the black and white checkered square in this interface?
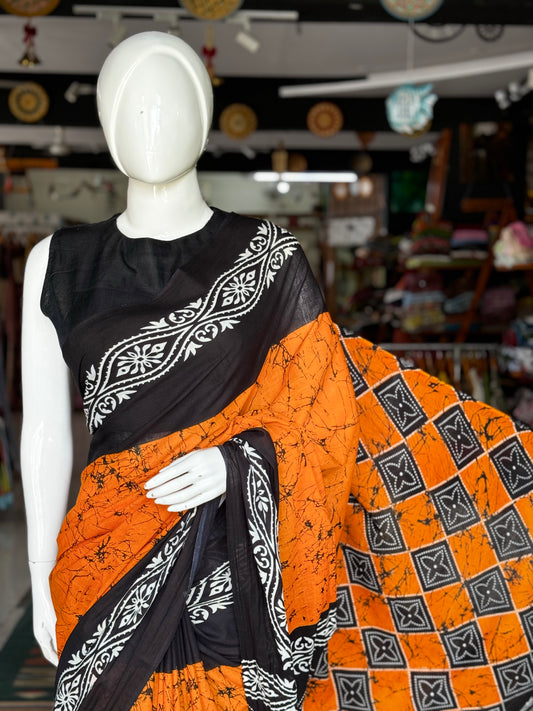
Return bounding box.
[332,669,372,711]
[341,342,369,397]
[356,441,369,463]
[519,607,533,650]
[486,505,533,562]
[441,620,488,668]
[375,443,425,503]
[431,476,480,535]
[374,374,428,438]
[389,595,434,633]
[411,672,457,711]
[412,541,460,592]
[364,508,406,554]
[466,566,513,617]
[312,647,329,679]
[494,654,533,701]
[490,437,533,499]
[361,628,406,668]
[342,546,381,593]
[434,405,484,469]
[336,585,357,628]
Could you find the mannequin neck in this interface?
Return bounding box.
[117,168,213,240]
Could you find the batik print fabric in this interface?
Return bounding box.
[303,334,533,711]
[43,211,358,711]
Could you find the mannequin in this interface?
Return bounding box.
[21,31,227,667]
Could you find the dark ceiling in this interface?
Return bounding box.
[0,0,532,173]
[45,0,533,25]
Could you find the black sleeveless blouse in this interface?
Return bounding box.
[40,208,325,463]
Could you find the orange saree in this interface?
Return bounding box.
[40,210,533,711]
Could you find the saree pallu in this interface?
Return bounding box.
[50,313,359,711]
[303,334,533,711]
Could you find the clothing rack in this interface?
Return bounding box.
[380,342,504,407]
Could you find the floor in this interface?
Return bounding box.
[0,411,90,651]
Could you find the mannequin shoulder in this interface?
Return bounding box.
[25,235,52,284]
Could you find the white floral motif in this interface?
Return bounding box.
[55,676,80,711]
[119,582,155,627]
[116,342,166,376]
[221,271,256,306]
[82,221,298,433]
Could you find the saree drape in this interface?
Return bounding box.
[41,211,533,710]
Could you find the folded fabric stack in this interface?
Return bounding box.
[494,221,533,268]
[404,225,452,269]
[449,227,489,260]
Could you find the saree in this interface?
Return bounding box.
[41,209,533,710]
[44,211,358,711]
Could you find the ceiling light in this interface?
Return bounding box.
[276,181,290,194]
[231,16,260,53]
[236,29,260,53]
[64,81,96,104]
[107,15,127,47]
[279,50,533,98]
[253,171,358,183]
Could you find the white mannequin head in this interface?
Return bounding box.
[97,31,213,184]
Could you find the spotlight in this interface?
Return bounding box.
[236,29,260,53]
[234,17,260,53]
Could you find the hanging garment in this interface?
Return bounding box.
[40,210,533,711]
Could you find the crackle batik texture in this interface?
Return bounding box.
[40,209,533,711]
[303,334,533,711]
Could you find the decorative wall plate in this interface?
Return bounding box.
[412,23,465,42]
[306,102,344,138]
[379,0,443,22]
[219,103,258,140]
[8,82,49,123]
[179,0,242,20]
[0,0,59,16]
[386,83,437,137]
[476,24,505,42]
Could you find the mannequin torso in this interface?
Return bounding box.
[20,31,225,665]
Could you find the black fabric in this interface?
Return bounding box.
[40,211,325,464]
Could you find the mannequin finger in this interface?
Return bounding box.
[167,487,226,511]
[145,463,190,491]
[153,482,205,506]
[146,470,200,499]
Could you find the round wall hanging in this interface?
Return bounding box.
[412,23,465,42]
[476,24,505,42]
[8,82,49,123]
[179,0,242,20]
[219,103,257,140]
[379,0,443,22]
[306,102,344,138]
[0,0,59,15]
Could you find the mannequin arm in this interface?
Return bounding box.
[20,237,73,666]
[144,447,226,510]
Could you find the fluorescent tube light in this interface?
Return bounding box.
[253,171,358,183]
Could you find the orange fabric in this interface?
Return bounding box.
[303,336,533,711]
[51,311,358,660]
[132,664,247,711]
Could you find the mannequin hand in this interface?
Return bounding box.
[144,447,226,511]
[29,561,58,666]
